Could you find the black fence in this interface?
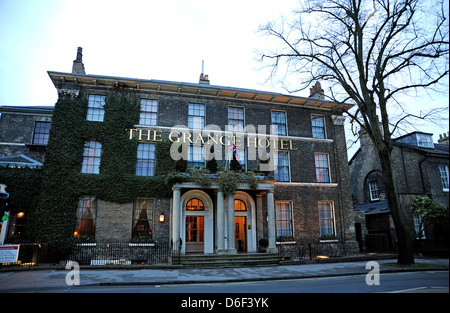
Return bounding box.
[277,240,343,261]
[365,233,391,252]
[1,241,174,267]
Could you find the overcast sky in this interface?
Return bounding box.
[0,0,298,105]
[1,0,448,155]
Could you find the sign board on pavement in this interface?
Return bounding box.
[0,245,20,263]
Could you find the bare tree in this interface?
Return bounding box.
[259,0,449,264]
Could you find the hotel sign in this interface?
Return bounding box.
[128,125,298,171]
[127,128,298,151]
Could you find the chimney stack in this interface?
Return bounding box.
[309,82,325,100]
[199,73,210,85]
[198,60,210,85]
[72,47,86,75]
[438,132,449,145]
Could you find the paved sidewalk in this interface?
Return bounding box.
[0,257,448,292]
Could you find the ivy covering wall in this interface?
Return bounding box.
[0,167,42,242]
[2,89,260,243]
[33,91,173,242]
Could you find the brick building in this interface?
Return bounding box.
[349,129,449,253]
[1,48,359,263]
[0,105,53,167]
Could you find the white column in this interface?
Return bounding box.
[216,190,226,254]
[256,193,264,243]
[172,187,181,251]
[226,192,237,254]
[267,190,278,253]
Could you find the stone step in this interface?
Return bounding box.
[175,253,280,268]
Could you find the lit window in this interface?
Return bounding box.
[74,196,97,240]
[186,198,204,211]
[274,152,290,182]
[276,201,293,237]
[369,181,379,201]
[81,141,102,174]
[132,198,154,240]
[87,95,105,122]
[234,199,246,211]
[139,99,158,126]
[318,201,335,238]
[271,111,287,136]
[188,103,205,130]
[311,115,326,139]
[315,153,330,183]
[136,143,155,177]
[32,121,51,145]
[439,165,449,191]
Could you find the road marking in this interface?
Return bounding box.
[388,286,427,293]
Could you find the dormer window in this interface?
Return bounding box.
[416,133,434,148]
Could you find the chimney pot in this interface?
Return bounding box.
[72,47,86,75]
[76,47,83,61]
[199,72,210,85]
[309,81,325,99]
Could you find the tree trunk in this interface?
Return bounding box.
[378,148,415,265]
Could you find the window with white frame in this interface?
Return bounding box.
[275,201,293,238]
[416,133,434,148]
[315,153,330,183]
[139,99,158,126]
[318,201,336,238]
[439,165,449,191]
[228,106,244,132]
[87,95,105,122]
[271,111,287,136]
[136,143,156,176]
[311,115,326,139]
[274,151,290,182]
[81,141,102,174]
[230,146,247,169]
[369,181,380,201]
[413,213,426,239]
[188,103,205,130]
[188,145,205,168]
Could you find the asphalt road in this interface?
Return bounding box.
[29,270,448,293]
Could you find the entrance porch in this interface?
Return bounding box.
[171,181,278,257]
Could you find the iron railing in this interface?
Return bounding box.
[277,240,344,261]
[0,240,173,267]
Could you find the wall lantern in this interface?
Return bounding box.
[17,212,25,218]
[159,213,165,223]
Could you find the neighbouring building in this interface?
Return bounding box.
[350,128,449,254]
[1,48,360,264]
[0,105,53,167]
[0,105,53,242]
